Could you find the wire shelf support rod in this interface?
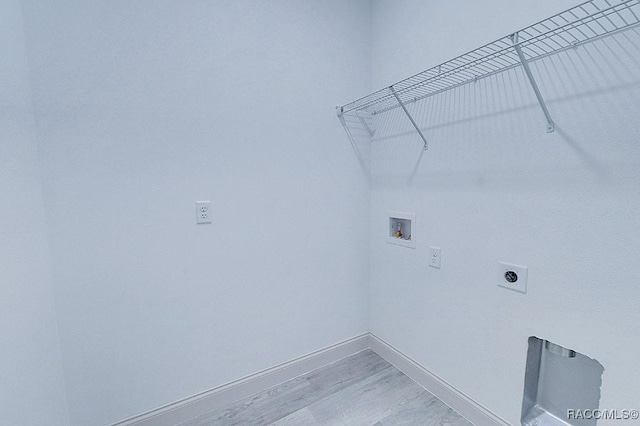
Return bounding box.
[390,86,429,150]
[510,32,555,133]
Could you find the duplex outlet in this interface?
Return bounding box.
[429,246,441,269]
[196,201,211,224]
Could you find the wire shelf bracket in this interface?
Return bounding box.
[390,86,429,150]
[355,111,376,137]
[510,32,555,133]
[337,0,640,145]
[337,111,371,179]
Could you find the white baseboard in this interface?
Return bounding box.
[112,333,508,426]
[368,333,511,426]
[110,333,370,426]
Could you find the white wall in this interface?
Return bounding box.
[20,1,371,424]
[13,1,639,424]
[0,1,70,424]
[369,0,640,424]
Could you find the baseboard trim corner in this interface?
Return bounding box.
[368,333,511,426]
[112,332,509,426]
[110,333,369,426]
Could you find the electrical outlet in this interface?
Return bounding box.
[196,201,211,224]
[429,246,441,269]
[498,261,528,294]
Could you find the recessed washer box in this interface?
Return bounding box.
[387,212,415,248]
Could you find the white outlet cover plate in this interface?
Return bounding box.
[196,201,211,224]
[498,261,528,294]
[429,246,441,269]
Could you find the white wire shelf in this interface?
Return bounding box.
[337,0,640,123]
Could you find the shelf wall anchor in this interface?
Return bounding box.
[511,32,555,133]
[390,86,429,150]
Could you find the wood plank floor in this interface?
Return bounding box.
[179,349,473,426]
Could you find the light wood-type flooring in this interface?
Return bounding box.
[180,349,473,426]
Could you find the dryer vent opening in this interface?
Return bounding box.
[521,336,604,426]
